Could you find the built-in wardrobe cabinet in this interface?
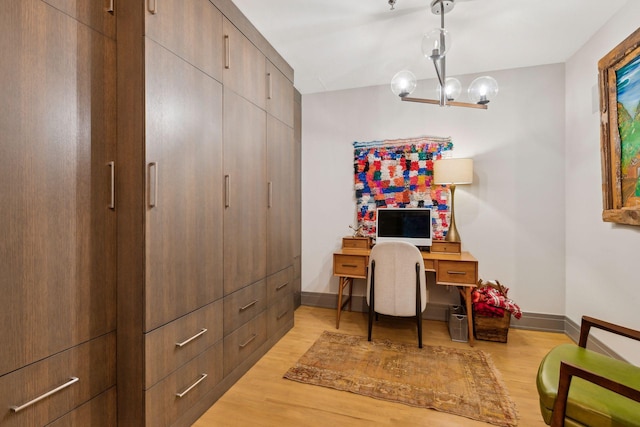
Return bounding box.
[117,0,297,425]
[0,1,116,426]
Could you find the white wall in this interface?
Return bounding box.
[301,64,566,314]
[565,2,640,364]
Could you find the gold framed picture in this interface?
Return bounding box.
[598,28,640,225]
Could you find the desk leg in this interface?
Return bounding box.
[463,287,475,347]
[336,277,352,329]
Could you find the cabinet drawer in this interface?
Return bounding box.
[48,387,117,427]
[223,311,267,377]
[0,333,115,427]
[267,266,292,304]
[224,279,267,335]
[267,293,294,336]
[437,261,477,284]
[145,341,223,427]
[145,300,223,389]
[333,254,367,277]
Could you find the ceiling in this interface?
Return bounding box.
[230,0,629,95]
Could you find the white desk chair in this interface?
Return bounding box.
[366,241,428,348]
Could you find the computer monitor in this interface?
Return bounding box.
[375,207,433,247]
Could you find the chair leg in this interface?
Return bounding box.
[368,261,375,342]
[415,262,423,348]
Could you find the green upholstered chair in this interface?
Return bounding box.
[537,316,640,427]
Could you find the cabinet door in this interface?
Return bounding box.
[266,116,295,275]
[145,0,223,82]
[222,17,267,110]
[0,0,116,376]
[145,39,224,331]
[266,60,294,128]
[223,89,267,295]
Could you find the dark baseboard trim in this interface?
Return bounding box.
[300,291,625,361]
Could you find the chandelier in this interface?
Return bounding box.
[390,0,498,109]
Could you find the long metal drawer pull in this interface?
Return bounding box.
[175,328,208,348]
[149,162,158,208]
[175,373,207,398]
[10,377,79,413]
[105,0,114,14]
[267,73,273,99]
[276,282,288,291]
[148,0,157,14]
[108,161,115,209]
[343,264,358,268]
[277,310,289,320]
[224,175,230,208]
[239,300,257,312]
[224,35,230,69]
[239,334,257,349]
[447,270,467,275]
[267,182,273,208]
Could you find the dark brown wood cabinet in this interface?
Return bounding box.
[267,115,296,276]
[2,0,298,424]
[0,0,116,424]
[223,88,268,296]
[144,37,224,331]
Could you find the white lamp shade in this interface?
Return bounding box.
[433,158,473,185]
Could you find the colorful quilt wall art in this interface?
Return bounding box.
[353,136,453,240]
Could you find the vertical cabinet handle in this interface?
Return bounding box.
[175,373,207,398]
[267,73,272,100]
[10,377,79,413]
[108,161,115,209]
[149,162,158,208]
[268,182,273,208]
[224,35,230,69]
[224,175,230,208]
[105,0,114,14]
[148,0,157,14]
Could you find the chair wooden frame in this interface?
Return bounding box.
[367,260,424,348]
[550,316,640,427]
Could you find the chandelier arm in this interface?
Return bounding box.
[401,97,488,110]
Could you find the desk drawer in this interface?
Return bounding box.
[333,254,367,277]
[437,261,477,284]
[423,259,436,271]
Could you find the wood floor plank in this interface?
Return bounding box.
[194,306,572,426]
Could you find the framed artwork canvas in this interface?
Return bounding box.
[599,27,640,225]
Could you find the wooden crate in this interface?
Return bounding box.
[473,312,511,343]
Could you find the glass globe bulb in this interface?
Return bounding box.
[441,77,461,101]
[390,70,417,98]
[468,76,499,105]
[421,28,451,60]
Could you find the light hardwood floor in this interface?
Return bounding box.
[194,305,572,426]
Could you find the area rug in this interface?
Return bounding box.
[283,331,518,427]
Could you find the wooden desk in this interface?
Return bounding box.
[333,248,479,346]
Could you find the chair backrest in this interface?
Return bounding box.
[366,241,427,317]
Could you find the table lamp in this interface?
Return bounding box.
[433,158,473,242]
